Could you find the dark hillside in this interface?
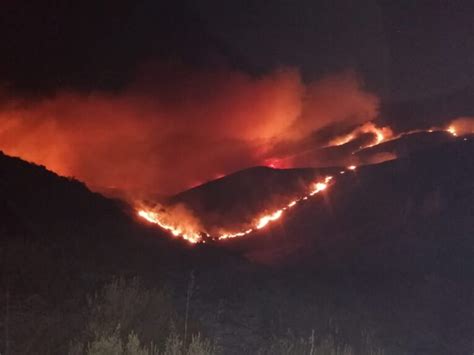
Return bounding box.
[355,130,460,163]
[0,151,128,240]
[220,139,473,270]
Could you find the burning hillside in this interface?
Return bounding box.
[135,124,471,244]
[0,61,472,245]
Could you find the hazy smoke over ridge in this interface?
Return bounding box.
[0,64,379,196]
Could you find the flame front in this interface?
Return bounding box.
[137,209,202,244]
[327,121,465,151]
[137,175,335,243]
[256,210,283,229]
[218,175,333,240]
[328,122,393,148]
[447,126,457,136]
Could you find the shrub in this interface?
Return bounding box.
[69,277,215,355]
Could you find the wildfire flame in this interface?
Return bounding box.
[447,126,457,136]
[328,122,393,148]
[137,209,202,244]
[327,121,463,151]
[137,175,334,243]
[255,210,283,229]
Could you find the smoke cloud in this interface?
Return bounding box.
[0,64,379,196]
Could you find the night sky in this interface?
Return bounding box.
[0,1,473,195]
[2,0,474,100]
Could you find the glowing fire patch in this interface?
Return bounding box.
[328,122,393,148]
[447,126,457,136]
[256,210,283,229]
[287,200,298,207]
[331,134,355,147]
[137,175,335,243]
[327,121,464,154]
[137,209,202,244]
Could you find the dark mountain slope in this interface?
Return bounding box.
[355,130,460,164]
[215,139,473,271]
[0,151,128,239]
[0,151,241,296]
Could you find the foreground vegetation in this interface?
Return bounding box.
[67,278,388,355]
[2,230,473,354]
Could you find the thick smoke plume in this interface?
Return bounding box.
[0,65,379,196]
